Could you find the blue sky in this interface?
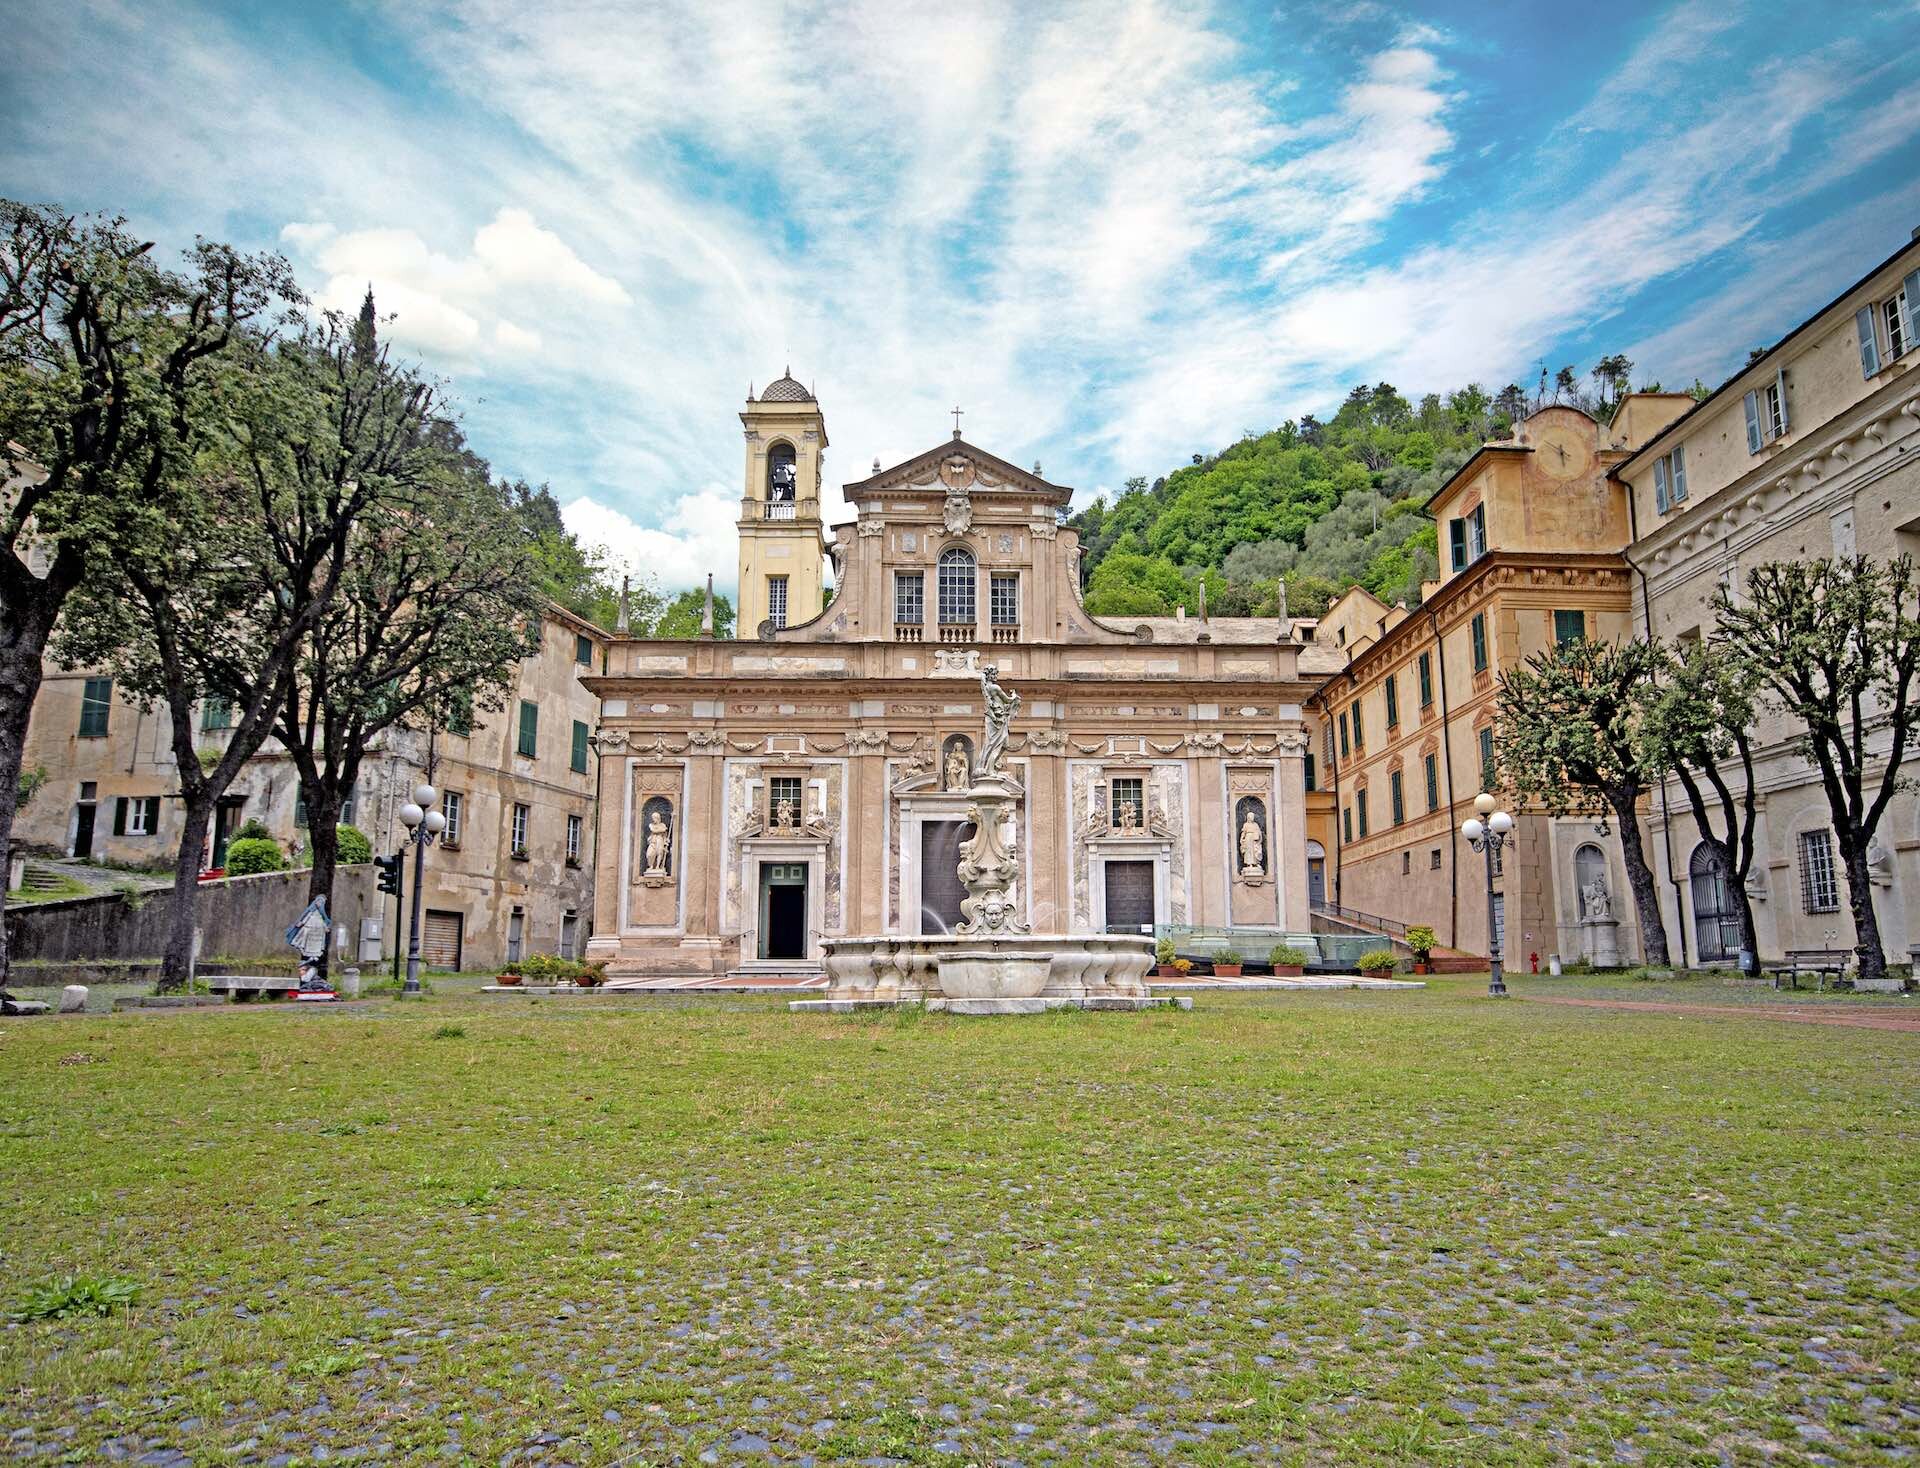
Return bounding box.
[6,0,1919,595]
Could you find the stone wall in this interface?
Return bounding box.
[6,866,380,965]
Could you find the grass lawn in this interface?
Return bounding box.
[0,975,1915,1465]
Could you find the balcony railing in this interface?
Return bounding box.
[741,496,819,521]
[938,625,973,643]
[894,624,922,642]
[990,626,1018,643]
[764,500,795,520]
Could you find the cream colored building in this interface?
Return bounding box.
[736,373,829,638]
[14,604,607,972]
[586,384,1322,978]
[1616,229,1920,966]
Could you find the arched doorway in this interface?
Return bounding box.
[1689,842,1740,963]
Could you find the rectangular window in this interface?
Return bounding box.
[340,783,356,829]
[1798,829,1839,914]
[1356,789,1369,838]
[1470,613,1488,672]
[517,700,538,758]
[1763,381,1786,438]
[79,677,112,738]
[1389,770,1404,826]
[1110,777,1144,829]
[511,803,529,856]
[1467,503,1486,562]
[566,813,583,864]
[938,553,976,625]
[1343,806,1352,844]
[1653,443,1689,512]
[894,571,924,625]
[1430,848,1442,871]
[1424,752,1439,812]
[1449,517,1467,572]
[1402,851,1411,875]
[571,719,589,774]
[767,575,789,630]
[1303,753,1317,792]
[1338,710,1350,760]
[1884,289,1909,361]
[1384,675,1399,729]
[1554,609,1586,646]
[989,573,1019,626]
[294,784,308,828]
[1478,727,1495,789]
[441,791,463,847]
[115,796,160,836]
[1744,371,1791,452]
[575,633,593,667]
[768,776,803,825]
[202,697,232,732]
[1417,652,1433,708]
[1350,700,1363,750]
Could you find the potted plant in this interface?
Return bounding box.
[1213,948,1244,978]
[574,960,607,988]
[1268,943,1310,977]
[1406,926,1437,975]
[1154,935,1180,977]
[495,968,523,987]
[1356,947,1399,979]
[1171,957,1193,977]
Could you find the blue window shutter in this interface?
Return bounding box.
[1671,443,1686,501]
[1653,457,1668,513]
[1903,271,1920,351]
[1743,391,1762,454]
[1856,306,1882,377]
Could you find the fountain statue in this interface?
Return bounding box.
[794,666,1169,1015]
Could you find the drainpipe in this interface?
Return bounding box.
[1423,604,1461,951]
[1621,534,1689,969]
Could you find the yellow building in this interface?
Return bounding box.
[735,372,829,638]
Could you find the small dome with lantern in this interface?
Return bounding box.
[758,368,812,403]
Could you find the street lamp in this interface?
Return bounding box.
[1461,791,1514,998]
[397,779,447,996]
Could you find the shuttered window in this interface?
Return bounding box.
[511,803,530,855]
[1417,652,1433,708]
[1478,727,1495,789]
[1304,753,1316,792]
[1389,770,1404,826]
[571,719,589,774]
[1384,674,1398,728]
[1653,443,1686,513]
[1424,752,1439,812]
[79,677,112,737]
[1356,789,1369,838]
[1743,370,1790,453]
[575,633,593,666]
[517,700,538,758]
[113,796,160,835]
[202,697,232,731]
[1470,613,1488,672]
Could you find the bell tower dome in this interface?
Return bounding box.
[737,370,828,638]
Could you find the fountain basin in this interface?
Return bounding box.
[792,933,1172,1014]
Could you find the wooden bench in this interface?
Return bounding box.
[1761,949,1852,991]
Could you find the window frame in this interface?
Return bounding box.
[1389,769,1404,826]
[201,697,233,732]
[1356,788,1369,838]
[441,790,463,847]
[511,802,530,857]
[1798,829,1839,914]
[1553,609,1586,647]
[570,719,590,774]
[1424,751,1439,812]
[1653,443,1687,513]
[1417,652,1433,708]
[574,632,593,667]
[894,570,925,626]
[1477,727,1495,789]
[517,700,538,759]
[989,571,1019,627]
[565,812,583,864]
[1384,674,1398,729]
[79,677,112,738]
[1470,613,1488,672]
[767,574,789,630]
[937,546,977,626]
[1110,776,1145,829]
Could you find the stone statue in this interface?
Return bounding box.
[1116,799,1139,831]
[956,800,1027,936]
[774,797,797,830]
[1580,877,1612,922]
[643,809,672,875]
[1239,811,1265,876]
[977,663,1020,778]
[944,745,969,791]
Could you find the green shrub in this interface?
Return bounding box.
[222,836,285,876]
[1406,925,1437,958]
[1215,948,1243,966]
[13,1275,141,1322]
[335,824,372,865]
[516,954,604,985]
[1356,948,1400,973]
[1268,944,1311,967]
[1154,935,1176,964]
[231,817,273,843]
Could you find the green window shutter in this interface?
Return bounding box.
[1385,675,1398,727]
[571,720,589,774]
[113,797,128,835]
[1471,614,1488,671]
[1304,753,1316,792]
[1351,700,1362,749]
[1425,753,1439,811]
[1343,807,1352,844]
[518,701,538,758]
[1478,728,1495,787]
[1390,771,1404,825]
[1449,519,1467,572]
[575,633,592,666]
[1418,653,1432,706]
[1554,610,1586,646]
[1357,790,1368,838]
[1338,711,1349,759]
[143,797,161,833]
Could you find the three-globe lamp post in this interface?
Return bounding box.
[1460,792,1513,998]
[396,782,446,997]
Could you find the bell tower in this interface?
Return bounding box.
[737,370,828,638]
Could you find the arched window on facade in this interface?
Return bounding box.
[1689,842,1740,963]
[766,443,797,519]
[938,546,976,628]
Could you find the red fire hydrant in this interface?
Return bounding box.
[1530,951,1540,974]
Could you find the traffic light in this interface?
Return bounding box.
[374,853,403,896]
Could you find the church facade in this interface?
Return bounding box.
[585,377,1325,978]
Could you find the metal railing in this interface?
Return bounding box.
[1309,901,1408,939]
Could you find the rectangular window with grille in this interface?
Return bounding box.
[511,802,529,856]
[1799,829,1839,913]
[1417,651,1433,707]
[517,700,538,758]
[1384,675,1398,728]
[1110,777,1144,829]
[767,575,789,629]
[1389,770,1404,825]
[769,776,802,824]
[938,551,976,625]
[566,813,582,863]
[1430,848,1442,870]
[895,572,924,625]
[990,573,1018,626]
[79,677,112,737]
[441,791,462,847]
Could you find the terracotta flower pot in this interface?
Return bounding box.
[496,972,523,987]
[1214,964,1243,978]
[1362,966,1394,980]
[1412,961,1432,974]
[1271,963,1304,977]
[574,972,600,987]
[1155,964,1181,977]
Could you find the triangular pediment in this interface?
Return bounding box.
[842,437,1072,506]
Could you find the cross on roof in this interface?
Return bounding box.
[951,404,964,438]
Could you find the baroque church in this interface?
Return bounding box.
[584,375,1326,978]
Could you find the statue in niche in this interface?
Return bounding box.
[977,664,1020,778]
[644,808,672,876]
[1580,877,1612,922]
[1240,810,1266,877]
[944,744,970,791]
[773,796,797,831]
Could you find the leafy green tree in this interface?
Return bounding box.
[510,480,639,630]
[652,586,735,638]
[1084,552,1194,617]
[1713,556,1919,982]
[1637,640,1761,968]
[222,836,285,876]
[333,825,373,866]
[2,202,295,987]
[1495,638,1672,965]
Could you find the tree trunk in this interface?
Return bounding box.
[0,606,59,991]
[160,795,214,992]
[303,791,342,984]
[1608,785,1670,967]
[1836,827,1887,984]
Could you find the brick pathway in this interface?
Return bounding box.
[1522,994,1920,1034]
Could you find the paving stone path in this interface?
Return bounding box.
[1523,994,1920,1033]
